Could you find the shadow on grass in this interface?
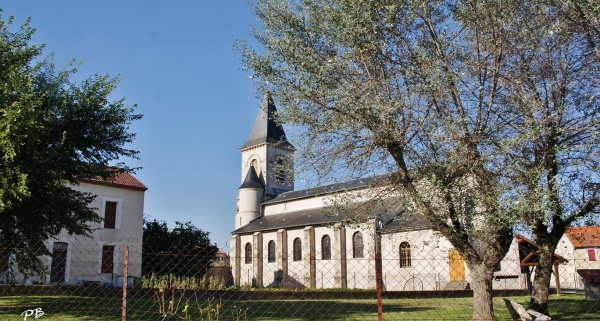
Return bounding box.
[0,296,435,321]
[0,293,598,320]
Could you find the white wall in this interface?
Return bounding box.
[264,196,325,216]
[239,234,254,286]
[286,228,307,287]
[314,226,337,288]
[261,231,279,287]
[46,181,145,285]
[345,223,375,289]
[381,229,438,291]
[552,235,591,290]
[240,144,294,196]
[493,237,525,290]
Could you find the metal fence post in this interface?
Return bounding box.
[375,219,383,321]
[122,245,129,321]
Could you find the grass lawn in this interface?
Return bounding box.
[0,293,598,320]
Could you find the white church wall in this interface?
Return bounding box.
[237,188,263,228]
[263,184,393,217]
[435,235,472,289]
[262,232,279,287]
[314,226,337,288]
[346,223,375,289]
[287,228,307,287]
[381,229,439,291]
[233,228,526,290]
[241,145,295,195]
[239,234,254,287]
[264,196,325,216]
[241,145,286,185]
[241,147,265,184]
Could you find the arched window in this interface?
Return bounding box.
[293,238,302,261]
[321,235,331,260]
[400,242,411,267]
[245,243,252,264]
[268,240,276,263]
[251,159,259,174]
[275,156,286,184]
[353,232,364,258]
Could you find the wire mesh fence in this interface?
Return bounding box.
[0,237,599,320]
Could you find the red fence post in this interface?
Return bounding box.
[122,245,129,321]
[375,220,383,321]
[376,251,383,321]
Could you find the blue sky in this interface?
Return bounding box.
[1,1,269,249]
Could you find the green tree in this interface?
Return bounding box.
[0,13,141,279]
[238,0,599,319]
[142,219,218,278]
[547,0,600,60]
[498,2,600,314]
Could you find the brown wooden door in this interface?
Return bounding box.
[448,249,465,281]
[51,242,68,283]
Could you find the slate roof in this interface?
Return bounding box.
[565,226,600,248]
[240,93,294,150]
[232,197,429,235]
[381,210,433,233]
[232,208,340,234]
[77,171,147,191]
[239,166,264,190]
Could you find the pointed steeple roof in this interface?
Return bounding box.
[239,165,264,190]
[240,93,294,150]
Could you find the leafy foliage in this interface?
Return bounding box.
[142,219,218,278]
[0,12,141,278]
[546,0,600,60]
[238,0,599,319]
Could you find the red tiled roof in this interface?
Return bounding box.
[565,226,600,248]
[78,171,147,191]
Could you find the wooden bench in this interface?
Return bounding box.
[503,298,551,321]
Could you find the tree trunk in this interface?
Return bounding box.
[468,262,496,321]
[529,237,559,316]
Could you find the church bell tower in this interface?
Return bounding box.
[235,93,295,229]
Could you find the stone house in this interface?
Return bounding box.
[4,172,148,286]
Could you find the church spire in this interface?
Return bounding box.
[240,93,294,150]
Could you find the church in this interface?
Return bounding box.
[229,94,525,291]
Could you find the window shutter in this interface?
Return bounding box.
[104,202,117,229]
[588,249,597,261]
[101,245,114,273]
